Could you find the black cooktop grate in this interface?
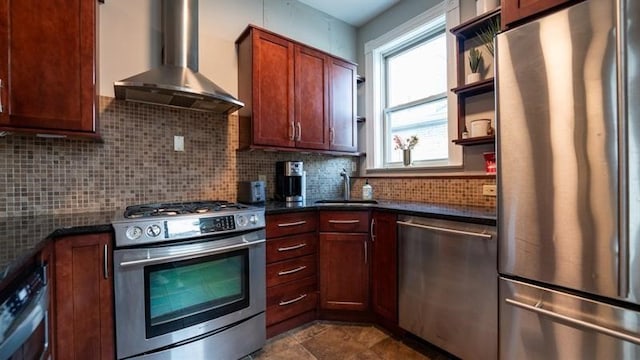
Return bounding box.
[123,200,248,219]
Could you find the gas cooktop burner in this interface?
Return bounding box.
[123,200,249,219]
[112,200,265,247]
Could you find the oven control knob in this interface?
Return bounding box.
[236,215,248,227]
[249,214,258,224]
[126,226,143,240]
[146,224,162,237]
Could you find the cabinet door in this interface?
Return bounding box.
[294,45,329,150]
[252,29,295,148]
[319,233,369,311]
[371,211,398,324]
[329,58,357,152]
[54,233,114,360]
[502,0,575,27]
[0,0,96,136]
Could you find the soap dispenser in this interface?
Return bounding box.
[362,179,373,200]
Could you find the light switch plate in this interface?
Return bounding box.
[482,184,497,196]
[174,135,184,152]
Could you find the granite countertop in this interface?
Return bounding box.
[0,199,495,283]
[264,198,496,225]
[0,211,114,281]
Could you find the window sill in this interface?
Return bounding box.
[363,163,495,178]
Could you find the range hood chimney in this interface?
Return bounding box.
[114,0,243,114]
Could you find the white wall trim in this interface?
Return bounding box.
[364,0,462,173]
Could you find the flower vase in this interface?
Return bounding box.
[403,149,412,166]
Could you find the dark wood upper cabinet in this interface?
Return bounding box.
[295,45,330,150]
[0,0,98,139]
[329,58,357,153]
[238,28,295,148]
[502,0,579,28]
[237,25,358,155]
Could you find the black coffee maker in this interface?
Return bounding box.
[275,161,304,202]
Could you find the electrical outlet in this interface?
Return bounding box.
[174,135,184,152]
[258,174,267,183]
[482,184,497,196]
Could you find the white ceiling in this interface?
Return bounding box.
[297,0,400,27]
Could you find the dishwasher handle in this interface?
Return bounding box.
[397,220,492,239]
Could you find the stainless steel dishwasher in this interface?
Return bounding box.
[397,215,497,360]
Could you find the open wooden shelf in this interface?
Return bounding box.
[450,8,501,147]
[450,7,501,39]
[451,78,494,96]
[452,135,495,146]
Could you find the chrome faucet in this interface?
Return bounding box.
[340,168,350,200]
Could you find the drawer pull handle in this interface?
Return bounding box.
[279,294,308,306]
[277,221,307,227]
[328,220,360,224]
[278,243,307,252]
[278,265,307,276]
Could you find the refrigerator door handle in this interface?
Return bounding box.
[616,0,630,299]
[505,298,640,345]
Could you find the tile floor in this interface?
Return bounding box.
[247,321,455,360]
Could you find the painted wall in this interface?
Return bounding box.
[98,0,357,98]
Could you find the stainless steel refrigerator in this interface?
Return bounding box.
[496,0,640,358]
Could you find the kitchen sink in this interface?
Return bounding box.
[314,199,378,205]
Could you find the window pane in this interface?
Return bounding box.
[387,32,447,107]
[386,98,448,163]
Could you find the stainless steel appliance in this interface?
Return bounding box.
[497,0,640,357]
[238,181,266,204]
[0,266,49,360]
[397,215,497,360]
[112,201,266,360]
[275,161,304,202]
[114,0,244,114]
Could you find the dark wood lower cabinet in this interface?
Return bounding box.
[319,232,369,311]
[54,233,114,360]
[371,211,398,327]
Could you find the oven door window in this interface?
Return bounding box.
[144,249,249,338]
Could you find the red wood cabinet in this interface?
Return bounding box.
[54,233,114,360]
[237,25,357,154]
[329,58,357,152]
[0,0,98,138]
[265,212,319,338]
[238,28,294,148]
[319,211,370,312]
[370,211,398,325]
[295,45,330,150]
[502,0,579,28]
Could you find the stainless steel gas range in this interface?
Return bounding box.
[111,201,266,360]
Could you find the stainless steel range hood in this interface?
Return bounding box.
[114,0,243,114]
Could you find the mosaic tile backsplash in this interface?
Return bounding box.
[352,177,496,208]
[0,96,494,218]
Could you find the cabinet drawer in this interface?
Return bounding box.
[267,255,316,287]
[267,232,317,263]
[319,211,370,233]
[266,277,317,326]
[267,212,317,238]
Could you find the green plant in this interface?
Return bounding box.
[468,47,482,73]
[476,17,500,56]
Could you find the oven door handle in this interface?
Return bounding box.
[118,239,266,268]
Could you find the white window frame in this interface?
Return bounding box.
[364,0,462,172]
